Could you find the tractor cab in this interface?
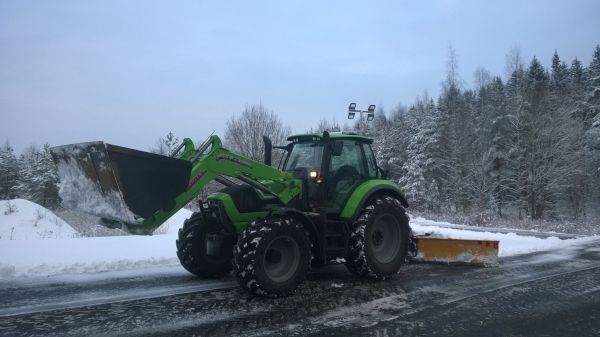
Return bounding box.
[281,131,381,213]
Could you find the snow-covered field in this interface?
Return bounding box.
[0,199,597,280]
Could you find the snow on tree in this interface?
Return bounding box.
[434,47,478,213]
[585,46,600,152]
[470,77,512,216]
[551,50,570,93]
[506,57,582,219]
[382,46,599,221]
[0,141,20,199]
[550,52,589,219]
[584,46,600,216]
[399,97,442,211]
[370,106,407,180]
[15,144,60,208]
[38,144,60,208]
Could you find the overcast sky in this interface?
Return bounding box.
[1,0,599,152]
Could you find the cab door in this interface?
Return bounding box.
[324,140,378,212]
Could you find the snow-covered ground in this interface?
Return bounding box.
[0,199,597,280]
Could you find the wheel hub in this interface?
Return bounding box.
[370,214,401,264]
[206,232,223,256]
[263,235,300,283]
[266,249,283,264]
[372,230,384,246]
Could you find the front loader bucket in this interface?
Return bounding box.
[411,237,499,266]
[50,142,192,226]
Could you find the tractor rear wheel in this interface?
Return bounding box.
[234,216,311,296]
[176,213,233,277]
[345,196,409,279]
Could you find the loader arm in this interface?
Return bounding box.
[148,135,301,233]
[51,135,301,234]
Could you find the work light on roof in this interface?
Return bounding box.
[347,103,376,121]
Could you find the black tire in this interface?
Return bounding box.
[176,213,233,277]
[345,196,410,279]
[234,216,311,296]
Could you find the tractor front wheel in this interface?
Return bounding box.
[345,196,410,279]
[234,216,311,296]
[176,213,234,277]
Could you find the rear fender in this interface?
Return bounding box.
[340,180,409,222]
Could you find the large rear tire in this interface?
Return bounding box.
[234,216,311,296]
[176,213,233,277]
[345,196,410,279]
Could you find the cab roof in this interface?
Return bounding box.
[287,131,373,144]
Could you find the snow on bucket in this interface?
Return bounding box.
[50,142,191,226]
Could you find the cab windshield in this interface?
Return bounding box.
[283,142,323,173]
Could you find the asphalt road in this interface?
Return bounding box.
[1,239,599,337]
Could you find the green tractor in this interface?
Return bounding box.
[51,131,411,296]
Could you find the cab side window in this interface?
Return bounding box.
[362,143,379,178]
[326,140,370,211]
[330,141,366,176]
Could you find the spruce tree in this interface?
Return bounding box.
[0,141,20,199]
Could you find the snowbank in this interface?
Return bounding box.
[0,199,77,240]
[0,207,193,279]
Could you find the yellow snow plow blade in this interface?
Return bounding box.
[411,237,499,266]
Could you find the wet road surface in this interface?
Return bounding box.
[1,239,599,337]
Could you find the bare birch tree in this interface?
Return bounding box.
[224,104,291,162]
